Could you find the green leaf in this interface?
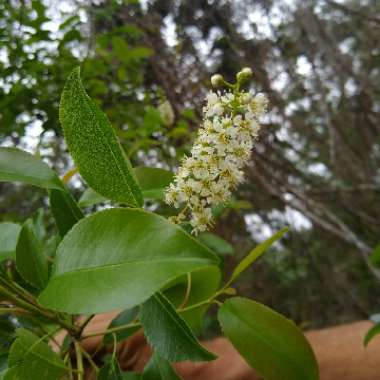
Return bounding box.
[49,189,84,236]
[228,228,288,284]
[78,187,108,207]
[197,233,234,256]
[59,67,143,207]
[0,223,21,262]
[78,167,173,206]
[364,322,380,346]
[218,297,319,380]
[128,47,153,60]
[98,357,124,380]
[0,148,63,191]
[15,220,48,289]
[370,243,380,266]
[112,36,130,64]
[163,267,221,331]
[104,307,140,344]
[134,166,173,199]
[5,328,67,380]
[139,292,216,362]
[38,208,218,314]
[143,353,182,380]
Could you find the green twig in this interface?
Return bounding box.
[80,345,99,373]
[0,282,78,335]
[78,314,95,336]
[74,340,84,380]
[80,321,140,340]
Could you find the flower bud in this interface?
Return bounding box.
[236,67,253,83]
[211,74,224,87]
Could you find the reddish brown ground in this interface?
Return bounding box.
[54,312,380,380]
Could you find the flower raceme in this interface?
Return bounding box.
[165,68,268,234]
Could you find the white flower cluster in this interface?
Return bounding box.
[165,73,268,234]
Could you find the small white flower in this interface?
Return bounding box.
[250,93,268,116]
[210,103,224,117]
[240,92,253,104]
[237,67,253,82]
[164,72,268,233]
[206,91,219,106]
[211,74,224,87]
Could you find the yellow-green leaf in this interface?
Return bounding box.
[228,227,288,285]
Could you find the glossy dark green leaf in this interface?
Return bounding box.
[104,307,140,344]
[163,267,221,331]
[229,228,288,285]
[197,233,234,256]
[38,208,218,314]
[49,189,84,236]
[5,329,67,380]
[218,297,319,380]
[98,357,123,380]
[364,322,380,346]
[59,67,143,207]
[140,292,216,362]
[143,353,182,380]
[0,223,21,262]
[0,148,63,191]
[15,220,48,289]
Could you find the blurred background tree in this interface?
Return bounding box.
[1,0,379,330]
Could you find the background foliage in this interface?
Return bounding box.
[1,0,379,331]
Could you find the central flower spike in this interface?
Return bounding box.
[165,68,268,234]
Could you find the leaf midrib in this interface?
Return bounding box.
[54,257,213,276]
[14,338,67,371]
[82,90,139,206]
[154,294,198,345]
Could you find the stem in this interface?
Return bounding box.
[179,298,213,313]
[81,289,227,341]
[62,167,78,184]
[74,341,84,380]
[0,283,78,335]
[178,272,192,309]
[0,306,30,316]
[2,277,38,305]
[80,345,99,373]
[78,314,95,335]
[65,354,74,380]
[80,321,140,340]
[112,333,117,359]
